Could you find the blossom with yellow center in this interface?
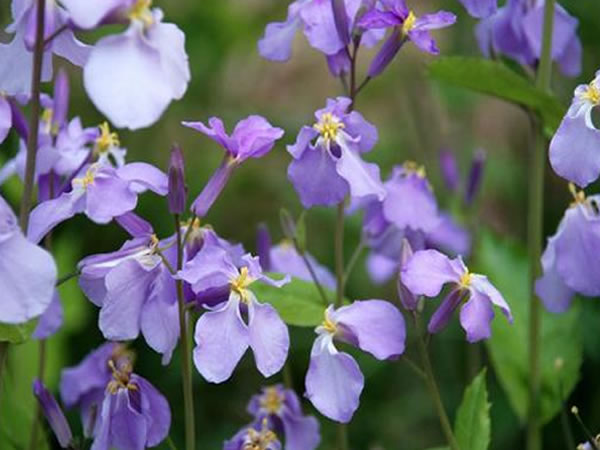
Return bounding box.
[230,267,255,304]
[260,387,283,414]
[128,0,154,27]
[459,271,472,289]
[106,359,138,394]
[72,165,99,189]
[321,309,338,335]
[402,160,426,178]
[580,82,600,105]
[243,419,278,450]
[313,113,345,142]
[94,122,120,156]
[401,11,417,35]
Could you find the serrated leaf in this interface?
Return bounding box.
[428,57,565,136]
[0,320,37,344]
[251,274,334,327]
[455,368,491,450]
[479,231,583,425]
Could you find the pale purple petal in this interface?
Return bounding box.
[117,162,169,195]
[282,414,321,450]
[140,282,179,365]
[426,212,472,257]
[59,0,126,29]
[549,115,600,188]
[0,96,12,144]
[193,296,249,383]
[470,274,513,323]
[401,249,463,297]
[344,111,378,153]
[299,0,344,55]
[133,375,171,446]
[413,11,456,31]
[305,335,364,423]
[335,145,385,200]
[270,244,336,290]
[366,252,398,284]
[177,244,237,293]
[27,188,85,244]
[287,126,319,159]
[182,117,233,152]
[231,115,284,161]
[357,10,402,29]
[334,299,405,359]
[536,235,575,314]
[85,173,138,223]
[248,299,289,377]
[52,28,91,68]
[408,29,439,54]
[459,291,495,343]
[109,389,148,450]
[458,0,497,18]
[258,6,302,62]
[33,291,63,339]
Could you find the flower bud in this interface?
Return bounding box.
[9,99,28,141]
[53,69,70,130]
[191,157,233,217]
[115,211,154,237]
[331,0,351,46]
[428,289,464,334]
[465,149,486,205]
[33,380,73,448]
[439,148,460,192]
[368,30,405,78]
[257,223,272,271]
[168,144,187,214]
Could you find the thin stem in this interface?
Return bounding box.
[174,215,196,450]
[336,423,349,450]
[414,315,460,450]
[166,436,179,450]
[0,343,8,404]
[342,239,365,292]
[56,270,80,287]
[297,247,330,305]
[43,24,67,46]
[19,0,47,231]
[401,355,426,380]
[527,1,554,449]
[282,363,294,390]
[354,76,371,98]
[334,202,345,308]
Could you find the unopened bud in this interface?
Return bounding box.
[168,144,187,214]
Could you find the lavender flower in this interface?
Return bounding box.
[0,95,12,144]
[476,0,581,78]
[0,195,56,324]
[358,0,456,77]
[536,187,600,313]
[27,161,168,244]
[32,291,64,339]
[182,115,284,217]
[225,419,282,450]
[288,97,384,207]
[0,0,90,96]
[258,0,384,63]
[59,0,190,129]
[305,300,405,422]
[33,380,73,448]
[402,249,513,342]
[458,0,497,18]
[246,385,320,450]
[77,234,179,364]
[177,246,290,382]
[549,71,600,188]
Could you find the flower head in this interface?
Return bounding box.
[305,300,405,422]
[402,249,512,342]
[287,97,384,208]
[225,419,282,450]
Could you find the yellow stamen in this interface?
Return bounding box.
[231,267,255,304]
[260,387,283,414]
[402,11,417,35]
[72,165,99,189]
[459,271,472,289]
[402,161,426,178]
[128,0,154,27]
[106,359,138,394]
[580,82,600,105]
[313,112,345,142]
[94,122,120,155]
[41,108,59,136]
[321,309,338,335]
[243,419,278,450]
[568,183,586,206]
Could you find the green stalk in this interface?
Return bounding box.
[414,315,460,450]
[527,1,554,449]
[175,215,196,450]
[334,202,345,308]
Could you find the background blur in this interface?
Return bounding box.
[2,0,600,449]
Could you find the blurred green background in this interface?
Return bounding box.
[2,0,600,449]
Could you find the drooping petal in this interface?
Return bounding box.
[401,249,462,297]
[549,115,600,188]
[299,0,344,55]
[0,96,12,144]
[459,291,495,343]
[286,126,319,159]
[85,173,138,224]
[182,117,234,153]
[33,291,63,339]
[193,296,249,383]
[334,299,405,359]
[52,28,92,68]
[109,389,148,450]
[407,29,439,54]
[335,144,385,200]
[99,259,157,341]
[305,334,364,423]
[248,299,290,377]
[258,5,302,62]
[344,111,378,153]
[536,235,575,314]
[140,279,179,364]
[231,115,284,161]
[132,375,171,446]
[27,188,86,244]
[470,274,513,323]
[413,11,457,31]
[281,414,321,450]
[117,162,169,195]
[287,147,348,208]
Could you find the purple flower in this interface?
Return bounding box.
[439,148,460,192]
[33,291,64,339]
[0,195,56,324]
[225,419,282,450]
[458,0,497,19]
[258,0,384,62]
[549,71,600,188]
[33,379,73,448]
[0,0,90,96]
[183,115,284,217]
[92,356,171,450]
[305,300,405,422]
[78,234,179,364]
[27,161,168,244]
[358,0,456,77]
[476,0,581,78]
[287,97,384,207]
[61,1,190,129]
[402,249,513,342]
[425,212,472,257]
[0,95,12,145]
[246,385,320,450]
[178,246,290,383]
[536,189,600,313]
[60,342,131,436]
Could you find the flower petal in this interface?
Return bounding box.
[248,299,290,377]
[27,189,86,244]
[335,144,385,200]
[536,235,575,313]
[459,291,495,343]
[401,249,462,297]
[132,375,171,447]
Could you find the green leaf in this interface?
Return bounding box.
[479,231,583,425]
[428,57,565,136]
[251,274,333,327]
[455,368,491,450]
[0,320,37,344]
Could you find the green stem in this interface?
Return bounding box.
[336,424,349,450]
[342,240,365,292]
[527,2,554,449]
[414,315,460,450]
[19,0,46,231]
[297,248,330,305]
[174,215,196,450]
[334,202,345,308]
[56,270,80,287]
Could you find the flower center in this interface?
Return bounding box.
[243,420,278,450]
[107,359,138,394]
[95,122,120,155]
[569,182,586,206]
[321,309,338,335]
[402,11,417,35]
[41,108,59,136]
[459,271,472,289]
[129,0,154,27]
[72,164,99,189]
[402,161,426,178]
[260,387,283,414]
[314,113,345,142]
[581,83,600,105]
[231,267,254,304]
